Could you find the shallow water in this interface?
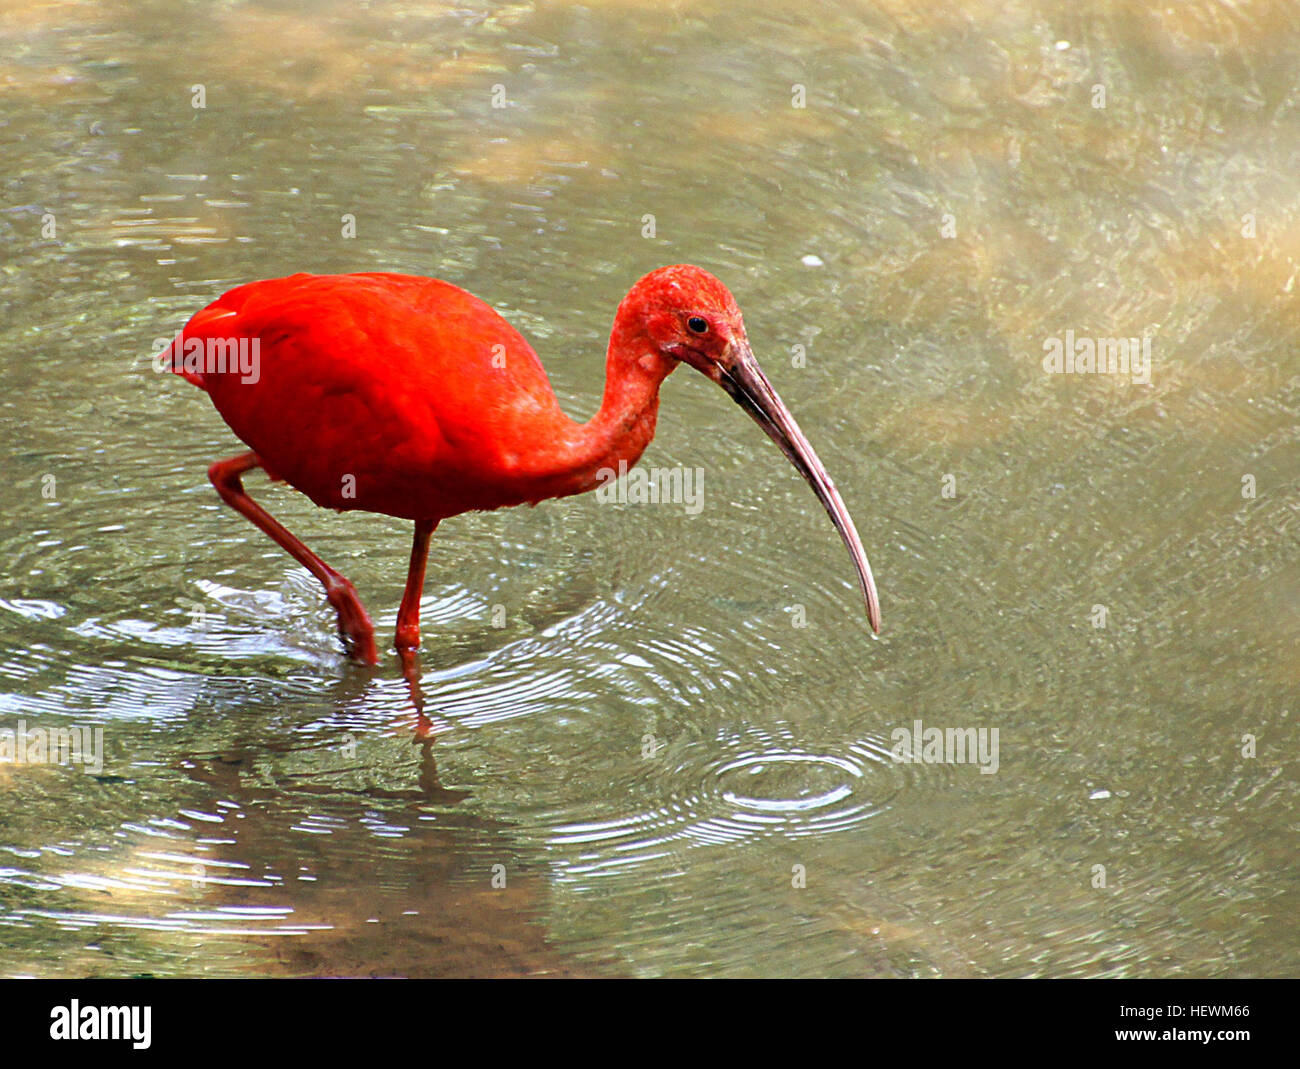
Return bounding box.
[0,0,1296,977]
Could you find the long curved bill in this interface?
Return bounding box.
[717,343,882,634]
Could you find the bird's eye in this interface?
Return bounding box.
[687,316,709,334]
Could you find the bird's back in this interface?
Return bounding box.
[171,272,572,520]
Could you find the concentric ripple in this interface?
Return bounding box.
[715,750,863,816]
[549,731,913,883]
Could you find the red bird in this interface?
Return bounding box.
[168,266,881,672]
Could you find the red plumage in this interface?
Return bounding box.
[173,272,572,519]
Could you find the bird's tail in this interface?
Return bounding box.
[161,305,245,389]
[162,276,299,389]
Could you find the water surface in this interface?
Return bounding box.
[0,0,1296,977]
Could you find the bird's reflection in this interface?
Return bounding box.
[180,732,469,808]
[399,645,429,721]
[163,686,601,975]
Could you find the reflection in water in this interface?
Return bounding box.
[0,0,1296,976]
[3,700,596,977]
[169,739,594,978]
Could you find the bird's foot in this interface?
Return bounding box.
[326,580,378,664]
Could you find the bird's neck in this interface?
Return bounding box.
[585,340,676,475]
[525,333,676,502]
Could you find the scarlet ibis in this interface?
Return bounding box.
[168,265,881,670]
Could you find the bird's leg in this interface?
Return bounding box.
[208,451,379,664]
[395,518,437,697]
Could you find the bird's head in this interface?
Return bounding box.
[621,264,882,634]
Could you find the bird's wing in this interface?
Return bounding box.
[174,273,572,518]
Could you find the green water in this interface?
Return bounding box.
[0,0,1296,977]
